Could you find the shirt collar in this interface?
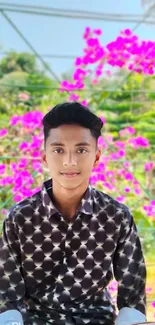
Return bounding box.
[41,179,94,217]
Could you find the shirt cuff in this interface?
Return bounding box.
[0,309,23,325]
[115,307,146,325]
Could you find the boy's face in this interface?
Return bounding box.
[42,124,101,190]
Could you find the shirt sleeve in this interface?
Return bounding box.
[0,210,26,315]
[113,207,146,316]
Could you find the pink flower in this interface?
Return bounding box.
[68,94,80,101]
[110,153,119,160]
[20,170,31,178]
[0,129,8,137]
[98,174,107,182]
[134,188,141,195]
[123,162,130,168]
[116,196,125,203]
[30,136,42,150]
[95,69,102,76]
[10,116,21,126]
[133,180,139,185]
[124,187,131,193]
[0,176,13,186]
[18,159,28,169]
[14,193,23,202]
[105,70,112,77]
[124,29,132,36]
[26,177,34,186]
[93,29,102,35]
[20,111,44,130]
[10,162,18,173]
[75,57,82,66]
[115,141,125,148]
[18,93,30,101]
[32,161,42,172]
[144,162,154,171]
[128,63,134,70]
[89,175,97,185]
[127,126,136,135]
[129,136,149,148]
[152,301,155,308]
[87,38,99,47]
[106,135,113,143]
[0,164,6,175]
[119,127,135,137]
[19,142,29,151]
[1,209,7,216]
[106,171,114,179]
[60,80,69,90]
[118,149,126,157]
[104,182,114,190]
[92,79,98,85]
[124,172,133,181]
[83,27,91,39]
[75,81,85,89]
[20,187,33,197]
[81,100,88,106]
[98,136,108,149]
[32,151,41,158]
[99,116,106,124]
[73,68,86,81]
[14,176,22,189]
[31,187,41,195]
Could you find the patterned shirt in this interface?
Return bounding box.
[0,179,146,325]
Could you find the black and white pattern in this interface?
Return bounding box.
[0,179,146,325]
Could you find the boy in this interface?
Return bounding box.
[0,102,146,325]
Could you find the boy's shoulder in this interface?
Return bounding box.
[92,187,131,216]
[5,189,42,222]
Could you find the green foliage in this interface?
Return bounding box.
[0,51,37,78]
[0,71,29,95]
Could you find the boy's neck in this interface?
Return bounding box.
[51,180,89,220]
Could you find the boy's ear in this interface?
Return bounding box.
[93,149,101,168]
[41,150,48,168]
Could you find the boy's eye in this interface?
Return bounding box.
[53,148,87,154]
[53,148,63,153]
[77,148,87,153]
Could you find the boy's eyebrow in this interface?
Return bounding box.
[50,142,65,146]
[75,142,91,146]
[50,142,91,146]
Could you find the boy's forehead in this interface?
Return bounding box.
[48,125,93,141]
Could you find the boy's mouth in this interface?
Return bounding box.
[60,172,80,178]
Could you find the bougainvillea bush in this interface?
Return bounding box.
[0,27,155,319]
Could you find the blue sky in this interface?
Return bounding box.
[1,0,155,77]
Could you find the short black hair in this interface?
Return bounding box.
[42,102,103,144]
